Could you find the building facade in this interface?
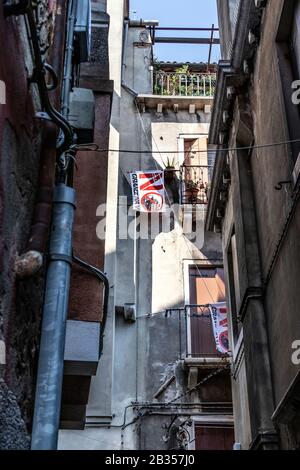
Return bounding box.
[59,0,234,451]
[0,0,112,448]
[0,0,239,451]
[207,0,300,450]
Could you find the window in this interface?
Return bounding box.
[189,266,226,357]
[277,0,300,167]
[182,137,210,206]
[184,138,208,167]
[195,424,235,450]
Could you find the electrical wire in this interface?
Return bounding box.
[162,362,231,407]
[76,137,300,155]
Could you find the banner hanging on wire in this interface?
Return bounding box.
[209,302,229,354]
[130,171,165,213]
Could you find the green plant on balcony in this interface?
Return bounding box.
[185,180,200,204]
[186,180,199,191]
[170,65,190,95]
[164,157,176,182]
[154,83,161,95]
[185,179,210,204]
[154,73,173,96]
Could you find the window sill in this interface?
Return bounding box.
[184,356,230,369]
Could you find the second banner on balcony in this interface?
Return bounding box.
[209,302,229,355]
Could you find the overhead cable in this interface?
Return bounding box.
[76,137,300,155]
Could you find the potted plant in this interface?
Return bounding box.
[164,157,176,182]
[185,180,199,203]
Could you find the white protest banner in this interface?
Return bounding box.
[130,171,164,212]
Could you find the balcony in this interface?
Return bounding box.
[147,305,231,406]
[166,305,230,360]
[179,165,213,205]
[154,71,216,97]
[164,165,214,206]
[136,65,216,112]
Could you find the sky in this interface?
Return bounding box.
[130,0,220,63]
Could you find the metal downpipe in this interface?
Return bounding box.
[31,184,76,450]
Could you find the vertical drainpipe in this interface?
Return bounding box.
[31,184,76,450]
[121,20,129,85]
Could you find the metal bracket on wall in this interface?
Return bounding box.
[115,304,136,322]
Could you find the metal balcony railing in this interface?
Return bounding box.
[166,305,229,360]
[179,165,214,205]
[154,72,217,97]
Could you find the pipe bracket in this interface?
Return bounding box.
[48,253,73,266]
[53,184,76,207]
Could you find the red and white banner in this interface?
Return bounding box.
[209,302,229,354]
[130,171,165,213]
